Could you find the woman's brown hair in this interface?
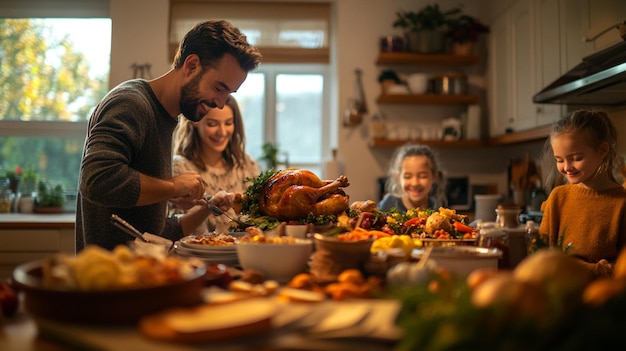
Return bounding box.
[173,95,247,171]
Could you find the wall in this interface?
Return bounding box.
[107,0,618,207]
[335,0,517,203]
[109,0,171,88]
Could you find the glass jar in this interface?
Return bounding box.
[477,222,509,269]
[495,203,521,228]
[0,179,13,213]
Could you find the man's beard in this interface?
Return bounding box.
[179,73,216,122]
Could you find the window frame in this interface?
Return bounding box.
[0,0,110,139]
[242,62,332,173]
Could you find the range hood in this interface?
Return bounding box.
[534,21,626,105]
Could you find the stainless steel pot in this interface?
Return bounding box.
[432,73,468,95]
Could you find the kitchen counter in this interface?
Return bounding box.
[0,213,75,229]
[0,214,75,279]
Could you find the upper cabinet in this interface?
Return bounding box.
[488,0,561,138]
[488,0,624,137]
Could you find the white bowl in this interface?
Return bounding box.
[407,73,429,94]
[284,224,310,239]
[236,239,313,283]
[411,245,502,277]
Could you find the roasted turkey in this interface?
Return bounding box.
[259,169,350,221]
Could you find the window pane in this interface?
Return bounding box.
[233,73,265,161]
[0,18,111,121]
[276,74,323,165]
[0,17,110,207]
[0,136,83,193]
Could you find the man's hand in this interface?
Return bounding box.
[171,172,205,200]
[206,191,235,212]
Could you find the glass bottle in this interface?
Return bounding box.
[525,220,539,255]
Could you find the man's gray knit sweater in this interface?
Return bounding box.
[75,79,183,252]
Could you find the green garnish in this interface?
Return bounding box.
[241,169,279,217]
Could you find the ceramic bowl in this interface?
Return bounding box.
[284,224,310,239]
[411,245,502,277]
[12,260,207,325]
[236,239,313,283]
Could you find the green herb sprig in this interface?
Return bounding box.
[241,169,279,217]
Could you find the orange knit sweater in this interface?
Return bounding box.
[539,184,626,277]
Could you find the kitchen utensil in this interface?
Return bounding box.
[407,73,429,94]
[208,204,254,229]
[432,73,468,95]
[111,214,150,243]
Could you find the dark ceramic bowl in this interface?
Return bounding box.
[12,260,207,325]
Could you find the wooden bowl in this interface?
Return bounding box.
[313,233,374,271]
[12,260,207,325]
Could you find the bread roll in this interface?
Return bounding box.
[139,298,277,343]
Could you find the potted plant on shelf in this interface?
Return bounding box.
[20,165,37,197]
[35,180,65,213]
[377,70,402,94]
[392,4,462,53]
[446,15,490,55]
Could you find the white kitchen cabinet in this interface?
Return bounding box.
[489,13,510,137]
[534,0,564,127]
[586,0,626,51]
[488,0,603,136]
[488,0,535,136]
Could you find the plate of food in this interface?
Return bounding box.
[420,238,477,247]
[12,245,207,324]
[179,233,245,251]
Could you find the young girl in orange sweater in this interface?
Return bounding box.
[540,109,626,277]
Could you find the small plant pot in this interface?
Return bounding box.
[451,41,475,55]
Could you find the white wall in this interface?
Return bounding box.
[109,0,171,88]
[105,0,553,204]
[334,0,510,202]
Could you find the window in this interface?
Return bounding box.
[234,64,329,176]
[169,1,333,176]
[0,16,111,194]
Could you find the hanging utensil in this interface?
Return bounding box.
[111,214,150,243]
[343,68,367,127]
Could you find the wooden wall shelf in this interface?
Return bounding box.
[370,138,487,148]
[370,125,551,148]
[377,94,479,105]
[376,52,479,66]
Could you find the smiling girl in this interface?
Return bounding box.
[378,144,447,212]
[171,95,259,233]
[539,109,626,277]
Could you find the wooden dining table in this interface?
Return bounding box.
[2,289,402,351]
